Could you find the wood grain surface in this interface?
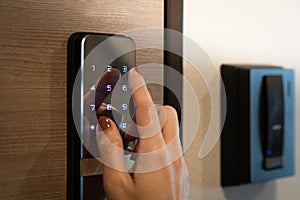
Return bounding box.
[0,1,163,199]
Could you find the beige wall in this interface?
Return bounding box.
[183,0,300,199]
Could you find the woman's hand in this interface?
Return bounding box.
[96,67,189,200]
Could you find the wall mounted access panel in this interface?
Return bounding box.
[221,64,295,186]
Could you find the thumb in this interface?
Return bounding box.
[96,117,133,195]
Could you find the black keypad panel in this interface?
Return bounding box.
[81,34,135,157]
[84,64,135,153]
[68,33,136,200]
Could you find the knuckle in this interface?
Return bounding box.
[163,105,178,118]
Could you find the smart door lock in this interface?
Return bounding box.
[221,64,295,186]
[67,33,136,200]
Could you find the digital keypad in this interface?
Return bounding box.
[84,64,134,152]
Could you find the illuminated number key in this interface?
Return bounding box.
[107,65,112,72]
[90,124,95,130]
[90,104,95,111]
[90,85,96,91]
[106,104,112,111]
[122,66,128,73]
[121,122,127,129]
[122,84,127,91]
[106,84,112,92]
[122,104,128,111]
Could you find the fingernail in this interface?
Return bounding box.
[135,66,141,75]
[98,117,111,131]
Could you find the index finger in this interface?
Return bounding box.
[128,67,165,153]
[128,67,154,109]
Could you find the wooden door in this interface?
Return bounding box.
[0,1,163,199]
